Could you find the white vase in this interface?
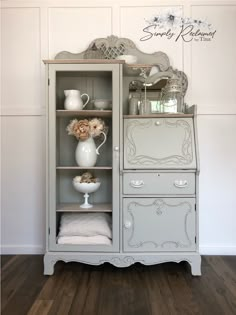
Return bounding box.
[75,133,107,167]
[75,137,97,167]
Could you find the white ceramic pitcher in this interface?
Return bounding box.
[75,132,107,167]
[64,90,89,110]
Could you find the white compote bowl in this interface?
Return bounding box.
[73,181,101,208]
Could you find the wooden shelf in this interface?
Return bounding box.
[56,110,112,118]
[43,59,125,64]
[57,203,112,212]
[56,166,112,170]
[123,114,194,119]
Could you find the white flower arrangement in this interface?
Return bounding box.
[67,118,108,141]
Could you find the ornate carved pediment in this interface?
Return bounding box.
[55,35,187,96]
[55,35,170,70]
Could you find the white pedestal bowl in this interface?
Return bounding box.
[73,182,101,208]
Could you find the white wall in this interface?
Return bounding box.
[1,0,236,254]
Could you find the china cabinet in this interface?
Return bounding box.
[43,36,201,276]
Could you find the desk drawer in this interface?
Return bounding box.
[123,172,195,195]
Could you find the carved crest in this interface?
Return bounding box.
[55,35,187,95]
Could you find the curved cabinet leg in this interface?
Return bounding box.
[189,255,201,276]
[44,253,56,275]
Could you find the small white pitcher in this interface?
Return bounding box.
[64,90,89,110]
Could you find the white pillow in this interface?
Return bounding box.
[57,235,112,245]
[58,212,112,238]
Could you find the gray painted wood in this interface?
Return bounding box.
[47,63,120,253]
[123,198,196,252]
[123,172,195,195]
[44,252,201,276]
[124,118,197,169]
[54,35,170,71]
[44,41,200,276]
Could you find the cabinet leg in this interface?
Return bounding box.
[44,253,56,275]
[189,255,201,276]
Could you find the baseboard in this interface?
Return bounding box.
[0,245,44,255]
[199,245,236,255]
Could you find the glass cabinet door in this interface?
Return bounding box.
[47,63,120,252]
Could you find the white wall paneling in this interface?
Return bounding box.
[1,7,41,116]
[198,115,236,254]
[1,117,45,254]
[190,4,236,114]
[48,7,113,58]
[40,7,50,114]
[1,0,236,255]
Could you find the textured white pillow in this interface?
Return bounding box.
[58,212,112,238]
[57,235,112,245]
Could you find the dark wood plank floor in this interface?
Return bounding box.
[1,255,236,315]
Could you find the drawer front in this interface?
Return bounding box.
[123,172,195,195]
[124,118,196,169]
[123,198,196,252]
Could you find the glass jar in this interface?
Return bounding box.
[139,98,151,115]
[129,95,139,115]
[160,79,183,113]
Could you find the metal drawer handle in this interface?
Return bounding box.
[174,180,188,188]
[130,180,144,188]
[124,221,132,229]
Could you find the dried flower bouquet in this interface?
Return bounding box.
[73,172,98,184]
[66,118,107,141]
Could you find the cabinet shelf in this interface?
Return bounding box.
[56,166,112,170]
[43,59,124,64]
[56,110,112,118]
[57,203,112,212]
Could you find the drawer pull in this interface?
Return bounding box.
[130,180,144,188]
[174,180,188,188]
[155,121,161,126]
[124,221,132,229]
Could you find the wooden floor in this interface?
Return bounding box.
[1,255,236,315]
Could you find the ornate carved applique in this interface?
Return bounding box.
[101,256,138,267]
[126,119,193,166]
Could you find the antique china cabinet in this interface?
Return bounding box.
[43,36,201,276]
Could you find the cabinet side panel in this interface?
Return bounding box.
[112,64,120,251]
[46,64,49,251]
[48,65,57,249]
